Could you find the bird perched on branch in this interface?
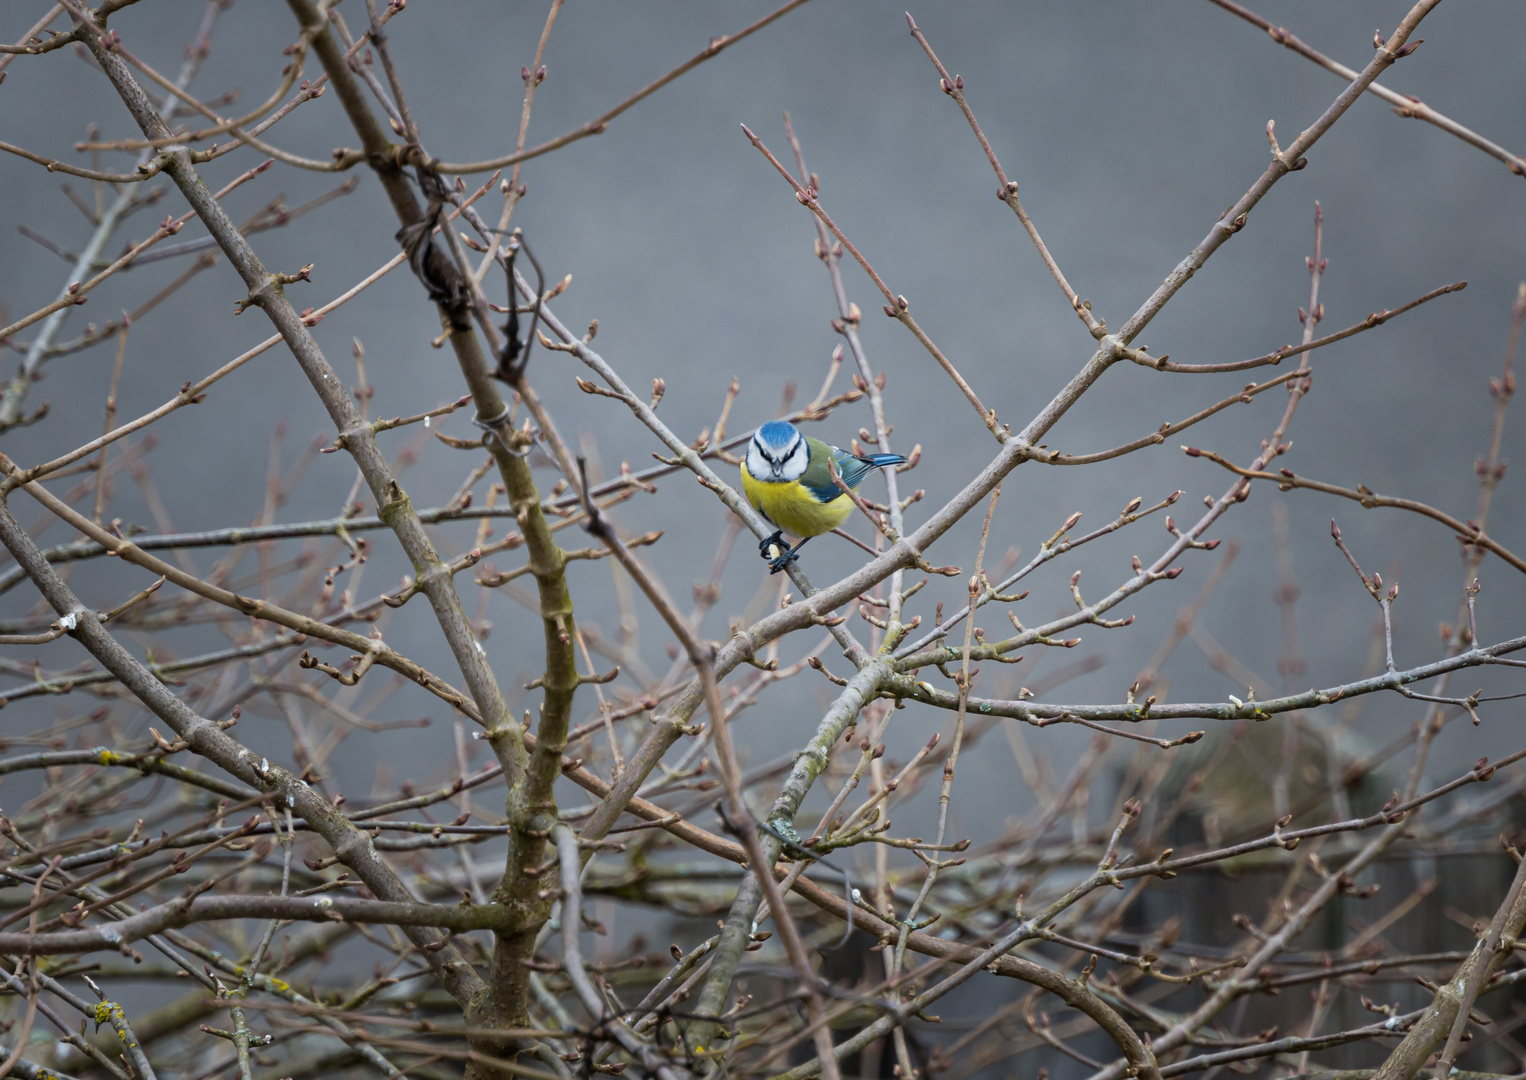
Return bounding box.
[741,419,906,574]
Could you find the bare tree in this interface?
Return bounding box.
[0,3,1523,1080]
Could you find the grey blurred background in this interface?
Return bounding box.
[2,0,1524,829]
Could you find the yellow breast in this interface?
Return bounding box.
[740,465,853,539]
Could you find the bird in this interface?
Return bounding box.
[741,419,906,574]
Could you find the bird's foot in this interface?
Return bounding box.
[768,545,800,575]
[758,530,785,560]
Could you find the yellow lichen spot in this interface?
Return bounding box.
[96,749,120,765]
[91,1002,129,1039]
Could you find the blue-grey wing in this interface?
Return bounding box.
[801,471,845,504]
[800,442,904,501]
[832,449,876,491]
[833,446,905,490]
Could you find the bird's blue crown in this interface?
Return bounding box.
[755,420,800,450]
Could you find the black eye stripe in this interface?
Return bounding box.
[754,438,801,467]
[753,436,800,469]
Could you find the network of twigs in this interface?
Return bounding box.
[0,3,1523,1080]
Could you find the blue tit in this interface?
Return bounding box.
[741,419,907,574]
